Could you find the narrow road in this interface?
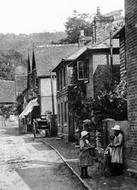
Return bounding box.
[0,119,87,190]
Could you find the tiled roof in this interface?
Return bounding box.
[88,38,119,49]
[64,38,119,62]
[65,46,87,61]
[0,80,16,103]
[33,44,80,76]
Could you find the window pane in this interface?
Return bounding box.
[77,60,89,80]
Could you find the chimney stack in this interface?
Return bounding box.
[78,30,86,47]
[97,6,101,16]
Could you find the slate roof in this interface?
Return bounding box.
[0,80,16,103]
[88,38,119,50]
[33,44,80,76]
[64,38,119,62]
[65,46,87,61]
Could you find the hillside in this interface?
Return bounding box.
[0,32,66,51]
[0,32,66,80]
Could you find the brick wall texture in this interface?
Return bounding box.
[125,0,137,170]
[120,35,127,81]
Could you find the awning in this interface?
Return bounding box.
[19,98,39,118]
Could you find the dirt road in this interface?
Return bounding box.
[0,119,87,190]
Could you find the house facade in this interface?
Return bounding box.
[112,0,137,174]
[35,44,80,116]
[113,26,126,81]
[18,44,80,134]
[53,38,120,142]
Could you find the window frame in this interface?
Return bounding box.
[77,59,89,81]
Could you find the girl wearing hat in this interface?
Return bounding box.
[110,125,124,175]
[79,130,94,178]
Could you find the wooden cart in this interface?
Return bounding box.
[33,117,50,138]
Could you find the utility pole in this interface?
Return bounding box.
[93,18,97,44]
[50,70,55,116]
[110,30,113,84]
[49,70,56,135]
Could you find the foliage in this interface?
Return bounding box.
[1,104,13,118]
[68,81,92,127]
[93,79,127,121]
[0,49,24,80]
[69,80,127,127]
[61,10,93,44]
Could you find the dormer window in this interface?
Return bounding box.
[77,60,89,80]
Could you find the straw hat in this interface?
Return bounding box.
[112,125,120,131]
[81,130,88,138]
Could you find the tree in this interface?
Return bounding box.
[61,10,93,44]
[0,49,25,80]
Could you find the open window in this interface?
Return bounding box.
[77,59,89,80]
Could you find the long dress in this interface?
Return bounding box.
[111,133,123,164]
[79,139,94,167]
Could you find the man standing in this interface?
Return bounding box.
[111,125,124,175]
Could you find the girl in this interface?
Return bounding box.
[79,130,94,178]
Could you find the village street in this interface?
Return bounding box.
[0,118,87,190]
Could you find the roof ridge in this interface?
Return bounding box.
[87,37,110,49]
[0,79,15,83]
[37,43,78,48]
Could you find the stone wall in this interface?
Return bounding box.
[125,0,137,171]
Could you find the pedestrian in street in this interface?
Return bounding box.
[110,124,124,176]
[79,130,94,178]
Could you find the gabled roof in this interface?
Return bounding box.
[65,38,119,61]
[0,80,16,103]
[34,44,80,76]
[53,38,120,71]
[65,46,87,61]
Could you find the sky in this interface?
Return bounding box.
[0,0,124,34]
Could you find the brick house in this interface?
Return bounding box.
[53,38,120,142]
[112,0,137,173]
[125,0,137,173]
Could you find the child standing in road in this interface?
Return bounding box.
[79,130,94,178]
